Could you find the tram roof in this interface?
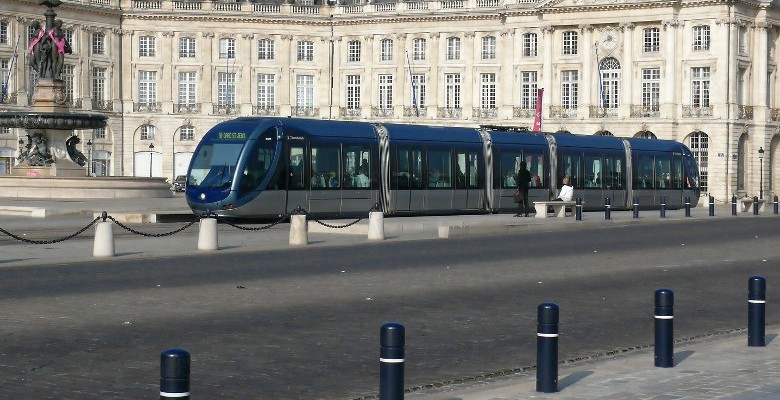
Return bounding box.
[486,129,548,146]
[382,123,482,143]
[625,137,687,153]
[275,118,379,139]
[552,133,625,150]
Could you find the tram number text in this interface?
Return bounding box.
[218,132,247,140]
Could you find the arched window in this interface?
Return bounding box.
[594,130,613,136]
[635,130,657,139]
[140,125,155,141]
[599,57,621,112]
[688,131,709,192]
[737,133,748,190]
[180,125,195,141]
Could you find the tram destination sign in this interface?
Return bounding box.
[217,132,247,140]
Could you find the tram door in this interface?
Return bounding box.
[454,151,482,210]
[392,147,424,213]
[308,143,342,216]
[603,155,627,209]
[285,142,309,214]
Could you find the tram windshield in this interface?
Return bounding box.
[188,141,244,190]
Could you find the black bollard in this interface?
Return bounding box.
[575,197,582,221]
[604,197,611,220]
[633,196,639,219]
[709,195,715,217]
[379,322,405,400]
[654,289,674,368]
[660,196,666,218]
[774,195,779,215]
[684,196,691,217]
[753,196,759,215]
[536,303,559,393]
[732,195,738,216]
[160,348,190,400]
[748,276,766,347]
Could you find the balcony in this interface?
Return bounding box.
[630,104,660,118]
[437,107,462,118]
[339,107,362,118]
[212,104,238,115]
[371,107,394,118]
[737,105,753,120]
[549,106,577,118]
[404,107,427,117]
[91,99,113,111]
[133,102,161,113]
[253,105,280,116]
[472,108,497,118]
[681,105,713,118]
[513,107,535,118]
[173,103,201,114]
[589,106,618,118]
[292,107,319,117]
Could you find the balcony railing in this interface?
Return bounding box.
[472,107,497,118]
[292,106,319,117]
[681,105,713,118]
[133,102,161,112]
[214,1,241,11]
[339,107,362,118]
[437,107,462,118]
[404,106,427,117]
[513,107,535,118]
[253,3,280,12]
[173,103,201,114]
[133,0,161,9]
[371,107,394,118]
[770,108,780,122]
[174,0,201,10]
[630,104,660,118]
[737,105,753,120]
[91,99,113,111]
[549,106,577,118]
[252,105,280,116]
[213,104,238,115]
[589,106,618,118]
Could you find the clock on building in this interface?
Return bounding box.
[601,29,618,50]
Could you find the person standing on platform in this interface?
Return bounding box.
[515,161,531,217]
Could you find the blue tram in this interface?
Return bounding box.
[185,117,700,218]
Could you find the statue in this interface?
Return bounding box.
[65,135,88,166]
[27,21,47,77]
[27,2,71,80]
[18,132,54,166]
[49,19,72,80]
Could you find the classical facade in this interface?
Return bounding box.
[1,0,779,201]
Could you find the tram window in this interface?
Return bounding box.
[559,152,582,188]
[636,155,654,189]
[603,157,614,190]
[612,156,624,189]
[238,139,274,196]
[344,145,371,188]
[289,146,306,190]
[500,151,521,188]
[468,152,480,188]
[427,149,451,188]
[684,157,699,188]
[671,157,683,189]
[656,157,671,189]
[455,153,467,189]
[584,155,601,188]
[525,151,544,188]
[311,145,340,189]
[410,149,423,189]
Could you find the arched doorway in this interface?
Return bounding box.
[635,130,657,139]
[687,131,709,193]
[737,133,748,191]
[134,150,162,177]
[594,130,613,136]
[770,134,779,196]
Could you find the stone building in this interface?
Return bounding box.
[1,0,779,202]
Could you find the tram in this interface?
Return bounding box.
[185,117,700,218]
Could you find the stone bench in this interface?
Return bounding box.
[533,201,576,218]
[738,198,767,213]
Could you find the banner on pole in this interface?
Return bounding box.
[532,88,544,131]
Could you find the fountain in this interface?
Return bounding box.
[0,0,171,198]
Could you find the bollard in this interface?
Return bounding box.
[289,206,308,245]
[654,288,674,368]
[604,197,611,220]
[748,276,766,347]
[536,303,559,393]
[709,195,715,217]
[160,348,190,400]
[197,217,219,250]
[732,195,738,216]
[368,211,385,240]
[753,196,759,215]
[660,196,666,219]
[774,195,779,215]
[93,211,115,257]
[633,196,639,219]
[379,322,405,400]
[684,196,691,217]
[575,197,582,221]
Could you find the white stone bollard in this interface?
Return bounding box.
[93,221,115,257]
[368,211,385,240]
[289,214,308,245]
[197,217,219,251]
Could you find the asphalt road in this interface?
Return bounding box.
[0,217,778,399]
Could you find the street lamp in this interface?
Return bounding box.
[758,146,765,199]
[86,139,92,176]
[148,143,154,178]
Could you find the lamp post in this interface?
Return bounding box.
[86,139,92,176]
[759,146,765,199]
[148,143,154,178]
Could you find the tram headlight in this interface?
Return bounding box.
[200,193,206,200]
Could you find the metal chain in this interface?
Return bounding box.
[302,204,380,229]
[0,217,101,245]
[107,216,197,237]
[214,214,289,231]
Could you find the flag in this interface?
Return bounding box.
[532,88,544,131]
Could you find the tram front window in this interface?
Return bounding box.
[189,142,244,190]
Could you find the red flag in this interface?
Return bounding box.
[532,88,544,131]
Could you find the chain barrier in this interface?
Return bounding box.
[302,204,381,229]
[107,215,197,237]
[0,216,101,245]
[213,213,289,231]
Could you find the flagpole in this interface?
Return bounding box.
[405,50,418,117]
[2,35,20,104]
[594,42,605,110]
